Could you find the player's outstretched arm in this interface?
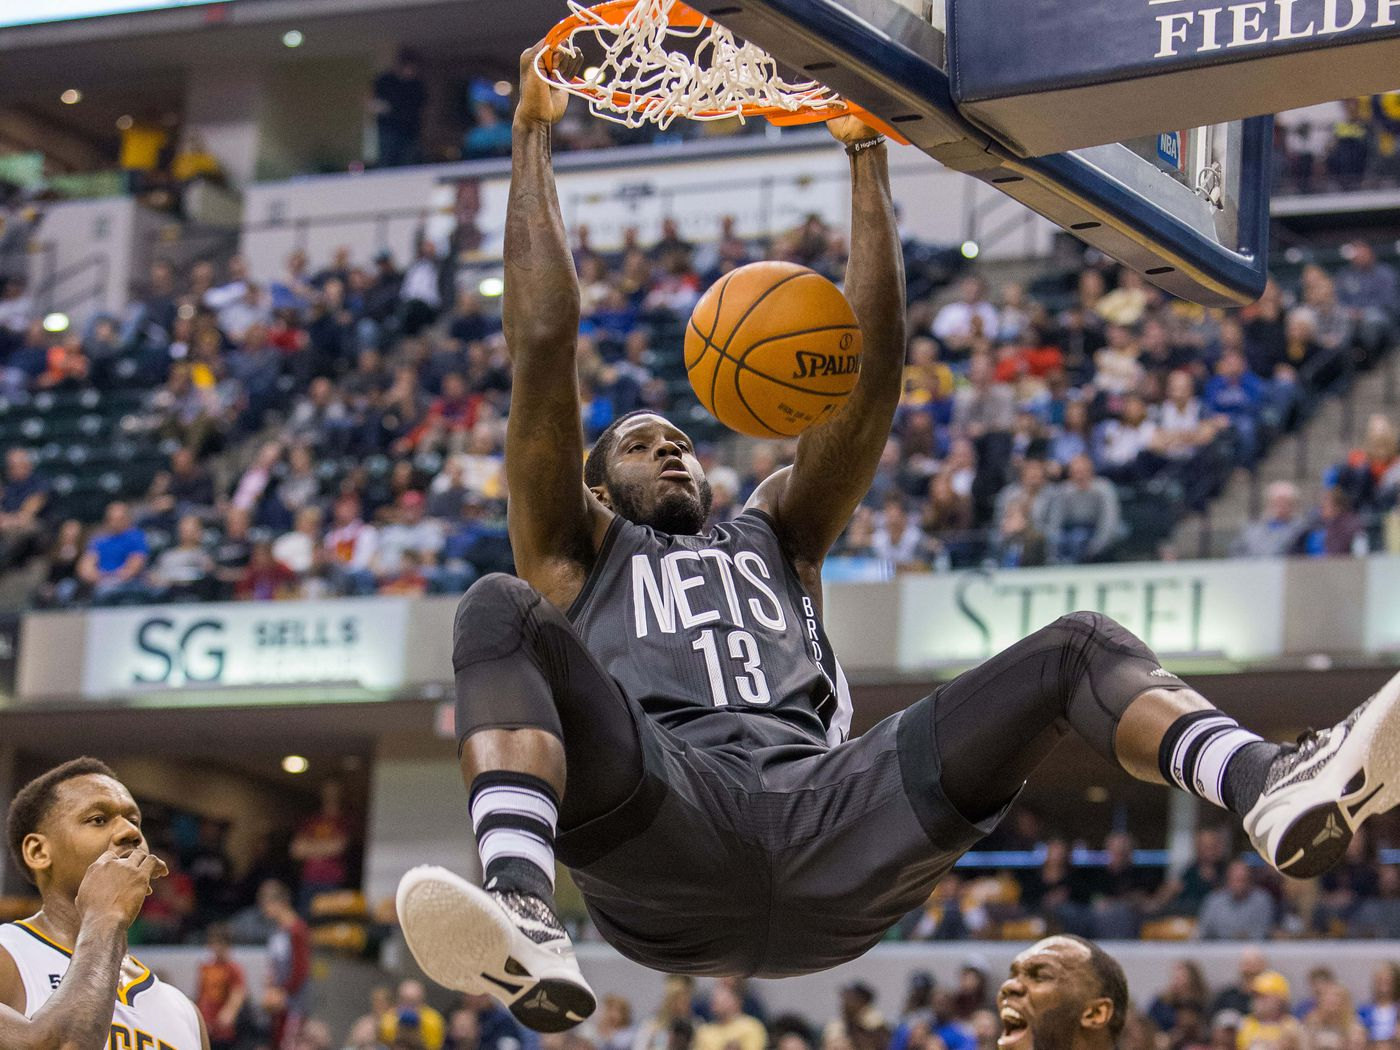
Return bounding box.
[750,121,906,574]
[0,849,166,1050]
[502,46,609,592]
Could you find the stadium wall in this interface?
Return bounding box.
[363,741,483,905]
[20,556,1400,709]
[132,945,268,1006]
[26,196,168,325]
[237,131,1057,280]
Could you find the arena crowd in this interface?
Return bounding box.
[198,942,1400,1050]
[0,215,1396,607]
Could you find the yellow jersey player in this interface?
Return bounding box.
[1,757,208,1050]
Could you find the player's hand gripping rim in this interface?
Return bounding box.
[518,42,572,128]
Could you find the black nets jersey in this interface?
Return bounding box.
[567,508,853,748]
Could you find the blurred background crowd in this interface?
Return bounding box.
[13,50,1400,201]
[193,939,1400,1050]
[123,783,1400,949]
[0,218,1397,609]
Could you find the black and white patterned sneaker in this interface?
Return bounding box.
[397,866,596,1032]
[1244,669,1400,879]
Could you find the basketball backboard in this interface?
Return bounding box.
[681,0,1271,306]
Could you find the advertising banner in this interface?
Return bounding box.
[1364,555,1400,654]
[896,559,1287,669]
[80,599,410,698]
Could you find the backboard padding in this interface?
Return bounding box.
[684,0,1269,305]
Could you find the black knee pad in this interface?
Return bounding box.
[454,573,546,672]
[454,573,566,748]
[1053,610,1165,668]
[1049,610,1188,762]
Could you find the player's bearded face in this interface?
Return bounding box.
[608,468,714,534]
[1022,998,1084,1050]
[999,944,1095,1050]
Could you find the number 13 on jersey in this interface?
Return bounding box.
[692,628,771,706]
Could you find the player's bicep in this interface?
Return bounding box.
[0,947,25,1015]
[503,360,596,562]
[0,951,43,1050]
[746,463,837,573]
[744,465,792,521]
[751,407,884,564]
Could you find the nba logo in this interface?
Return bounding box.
[1158,131,1184,171]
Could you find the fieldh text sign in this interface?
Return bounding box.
[948,0,1400,155]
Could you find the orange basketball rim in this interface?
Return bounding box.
[537,0,909,141]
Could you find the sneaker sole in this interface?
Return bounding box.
[396,865,596,1032]
[1275,668,1400,879]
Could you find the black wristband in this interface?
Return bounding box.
[845,135,887,156]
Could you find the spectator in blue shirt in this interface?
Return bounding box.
[1359,963,1400,1043]
[269,250,315,315]
[1049,399,1093,473]
[1324,413,1400,515]
[77,501,151,602]
[1231,481,1308,558]
[581,288,641,349]
[1203,348,1266,464]
[228,324,283,432]
[1335,240,1398,361]
[463,103,514,159]
[458,993,539,1050]
[0,447,48,570]
[1299,487,1364,557]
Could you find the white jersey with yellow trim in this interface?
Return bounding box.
[0,921,202,1050]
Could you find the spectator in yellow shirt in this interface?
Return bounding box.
[1238,973,1301,1050]
[380,979,447,1050]
[119,116,173,199]
[903,336,956,405]
[120,119,168,173]
[172,132,226,186]
[695,984,767,1050]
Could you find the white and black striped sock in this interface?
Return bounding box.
[469,772,558,900]
[1158,710,1277,814]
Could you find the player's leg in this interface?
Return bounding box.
[399,573,656,1031]
[453,571,653,893]
[924,611,1400,878]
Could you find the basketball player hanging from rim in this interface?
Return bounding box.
[398,44,1400,1032]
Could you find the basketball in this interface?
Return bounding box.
[684,261,863,439]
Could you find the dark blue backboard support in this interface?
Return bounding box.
[684,0,1271,306]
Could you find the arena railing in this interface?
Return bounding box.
[29,249,111,320]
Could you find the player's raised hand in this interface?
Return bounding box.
[74,848,168,928]
[518,43,571,126]
[826,112,883,147]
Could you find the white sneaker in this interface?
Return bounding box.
[396,865,596,1032]
[1244,669,1400,879]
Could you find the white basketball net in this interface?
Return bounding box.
[535,0,848,129]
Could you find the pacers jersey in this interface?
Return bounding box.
[568,508,853,747]
[0,921,202,1050]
